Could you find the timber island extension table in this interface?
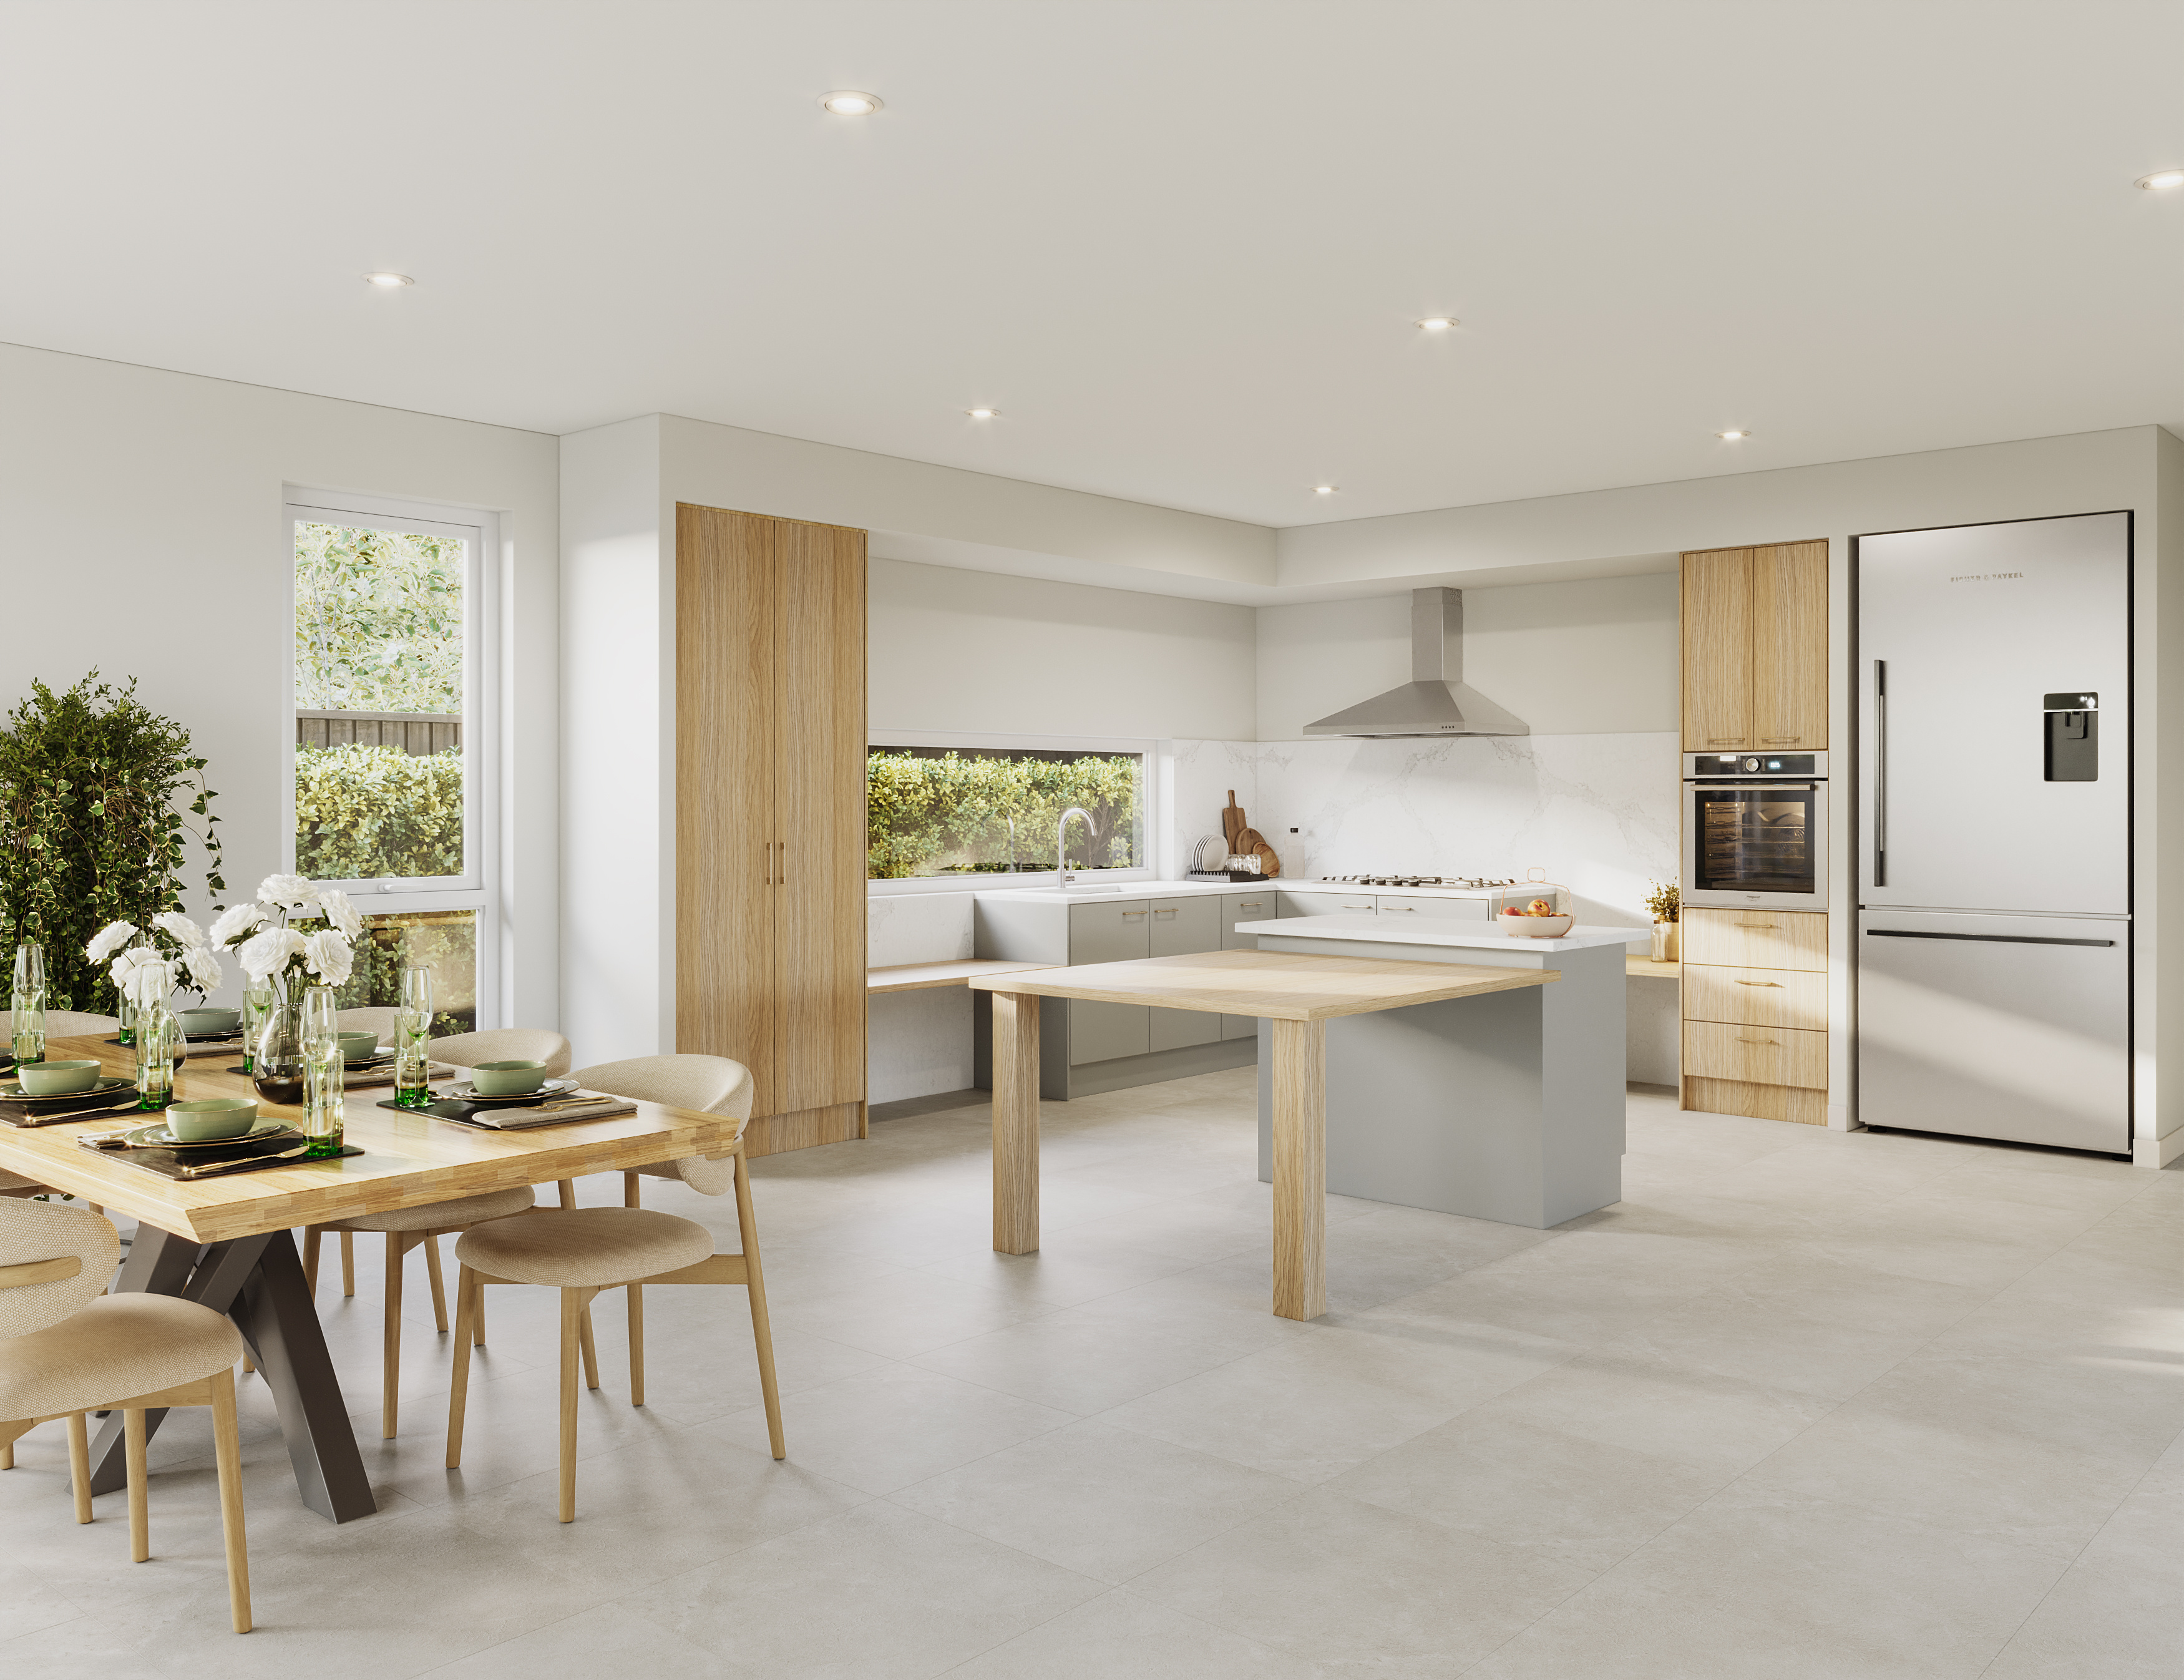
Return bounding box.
[0,1035,746,1522]
[971,948,1559,1321]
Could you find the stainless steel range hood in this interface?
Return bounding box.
[1302,587,1529,738]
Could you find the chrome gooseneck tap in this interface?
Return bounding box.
[1056,806,1096,886]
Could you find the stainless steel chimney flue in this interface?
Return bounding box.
[1302,587,1529,738]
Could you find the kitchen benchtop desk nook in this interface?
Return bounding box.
[971,948,1561,1321]
[0,1035,746,1523]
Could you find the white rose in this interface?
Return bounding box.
[152,911,208,950]
[256,873,319,910]
[85,921,138,962]
[208,902,265,947]
[315,888,365,941]
[237,927,307,980]
[109,946,162,990]
[182,942,225,995]
[122,956,173,1008]
[301,929,354,988]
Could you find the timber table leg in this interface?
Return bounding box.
[1269,1017,1327,1322]
[991,990,1041,1256]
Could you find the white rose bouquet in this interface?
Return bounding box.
[214,874,363,992]
[85,907,227,1007]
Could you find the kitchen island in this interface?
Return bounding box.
[1234,915,1649,1230]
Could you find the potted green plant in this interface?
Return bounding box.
[1644,881,1680,962]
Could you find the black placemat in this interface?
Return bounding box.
[377,1095,636,1130]
[85,1136,364,1180]
[2,1088,167,1127]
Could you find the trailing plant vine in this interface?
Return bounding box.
[0,673,225,1011]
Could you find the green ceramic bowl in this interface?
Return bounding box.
[338,1030,381,1063]
[167,1098,258,1141]
[175,1007,240,1035]
[469,1059,547,1096]
[17,1059,102,1095]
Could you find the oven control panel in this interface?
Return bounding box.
[1683,751,1826,780]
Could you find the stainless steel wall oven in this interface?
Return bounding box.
[1681,751,1828,911]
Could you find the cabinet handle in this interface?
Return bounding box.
[1734,979,1783,987]
[764,840,773,886]
[1385,906,1418,913]
[1735,921,1777,929]
[1237,901,1264,911]
[1343,903,1375,911]
[778,841,786,886]
[1735,1035,1778,1045]
[1762,737,1802,743]
[1153,909,1178,919]
[1121,910,1148,919]
[1707,737,1742,745]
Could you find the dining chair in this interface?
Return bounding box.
[334,1005,401,1042]
[445,1053,783,1522]
[0,1199,251,1632]
[431,1028,577,1201]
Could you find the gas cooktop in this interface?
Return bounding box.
[1316,875,1520,890]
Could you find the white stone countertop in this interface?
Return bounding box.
[970,879,1517,904]
[1236,914,1651,954]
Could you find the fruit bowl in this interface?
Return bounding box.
[1499,908,1574,939]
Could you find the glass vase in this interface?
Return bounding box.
[10,941,46,1067]
[1650,922,1671,962]
[251,975,306,1108]
[300,984,345,1157]
[392,965,434,1108]
[135,1000,177,1111]
[240,977,275,1075]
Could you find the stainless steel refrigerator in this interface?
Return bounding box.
[1856,511,2131,1153]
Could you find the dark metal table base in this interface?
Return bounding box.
[89,1223,376,1522]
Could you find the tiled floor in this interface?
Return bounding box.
[6,1073,2182,1677]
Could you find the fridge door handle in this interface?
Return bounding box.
[1872,659,1887,886]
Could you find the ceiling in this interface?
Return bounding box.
[6,1,2182,529]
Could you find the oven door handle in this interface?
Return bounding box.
[1687,783,1820,794]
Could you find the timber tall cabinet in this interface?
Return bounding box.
[675,504,869,1157]
[1679,539,1831,1125]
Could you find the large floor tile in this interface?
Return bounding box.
[909,1309,1254,1414]
[1129,1487,1596,1676]
[890,1420,1303,1583]
[620,1500,1104,1679]
[943,1590,1328,1679]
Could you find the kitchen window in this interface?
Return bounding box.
[867,732,1151,887]
[286,492,500,1023]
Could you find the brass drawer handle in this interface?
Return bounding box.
[1707,737,1742,745]
[1153,909,1179,919]
[1734,979,1783,987]
[1237,901,1263,910]
[1735,1035,1778,1045]
[1735,921,1778,929]
[1121,911,1148,919]
[1343,903,1375,911]
[1761,737,1802,743]
[1385,906,1417,912]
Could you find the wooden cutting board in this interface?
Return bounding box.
[1223,790,1246,850]
[1236,827,1281,879]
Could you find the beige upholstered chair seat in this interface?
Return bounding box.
[457,1208,713,1289]
[336,1006,400,1042]
[1,1009,122,1039]
[323,1185,534,1234]
[0,1292,242,1421]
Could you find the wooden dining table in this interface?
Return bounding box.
[0,1035,744,1523]
[970,948,1559,1322]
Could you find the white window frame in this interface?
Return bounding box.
[866,728,1158,897]
[284,490,502,1022]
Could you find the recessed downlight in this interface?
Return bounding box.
[2137,168,2184,191]
[821,90,883,115]
[363,272,413,288]
[1314,484,1338,496]
[1715,429,1750,441]
[967,408,998,419]
[1415,316,1458,331]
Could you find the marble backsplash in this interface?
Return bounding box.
[1168,733,1680,925]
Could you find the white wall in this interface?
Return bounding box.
[871,559,1254,740]
[1255,573,1678,741]
[0,340,560,1027]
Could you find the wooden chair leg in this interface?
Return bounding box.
[340,1229,354,1296]
[2,1437,12,1470]
[578,1301,600,1392]
[124,1409,149,1562]
[446,1266,477,1468]
[557,1179,577,1209]
[472,1282,486,1347]
[733,1152,786,1460]
[423,1232,449,1333]
[627,1284,645,1407]
[208,1367,251,1634]
[558,1288,582,1523]
[382,1234,404,1438]
[623,1171,640,1208]
[241,1351,253,1375]
[67,1412,92,1523]
[303,1226,321,1294]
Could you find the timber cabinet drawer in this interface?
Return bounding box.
[1682,964,1827,1032]
[1680,907,1827,972]
[1682,1020,1828,1090]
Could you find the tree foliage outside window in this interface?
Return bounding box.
[295,744,464,881]
[333,907,477,1036]
[293,522,464,713]
[0,673,225,1012]
[867,747,1142,879]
